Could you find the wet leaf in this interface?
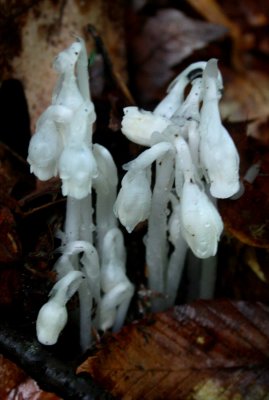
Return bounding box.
[0,355,61,399]
[131,8,227,102]
[186,0,240,40]
[78,300,269,400]
[1,0,126,129]
[221,69,269,129]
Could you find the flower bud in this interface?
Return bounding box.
[36,271,83,345]
[27,118,62,180]
[122,107,170,146]
[199,59,240,198]
[114,169,152,233]
[59,144,98,199]
[180,181,223,258]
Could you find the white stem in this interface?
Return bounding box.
[95,184,117,255]
[112,292,133,333]
[146,152,174,312]
[199,255,217,299]
[65,196,81,244]
[124,142,174,172]
[79,194,93,243]
[165,233,188,308]
[78,280,92,351]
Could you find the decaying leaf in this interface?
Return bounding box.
[221,69,269,132]
[78,300,269,400]
[1,0,126,129]
[186,0,240,41]
[131,8,227,102]
[0,355,60,400]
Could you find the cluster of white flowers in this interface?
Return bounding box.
[115,59,240,310]
[27,40,96,199]
[28,38,240,345]
[28,40,134,350]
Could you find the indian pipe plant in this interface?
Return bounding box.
[27,39,240,349]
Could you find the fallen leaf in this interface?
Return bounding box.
[186,0,240,40]
[0,355,61,400]
[78,300,269,400]
[0,355,26,399]
[131,8,227,102]
[1,0,127,130]
[221,69,269,128]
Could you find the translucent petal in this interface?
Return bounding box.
[180,181,223,258]
[59,144,97,199]
[114,170,152,233]
[199,60,240,198]
[27,119,62,180]
[121,107,170,146]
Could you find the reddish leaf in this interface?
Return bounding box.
[221,69,269,129]
[1,0,127,129]
[0,355,60,400]
[78,300,269,400]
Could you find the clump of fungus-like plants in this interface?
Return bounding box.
[28,39,134,350]
[115,59,240,311]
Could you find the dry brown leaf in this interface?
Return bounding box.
[186,0,240,40]
[0,355,61,400]
[1,0,126,130]
[78,300,269,400]
[132,8,227,102]
[221,69,269,129]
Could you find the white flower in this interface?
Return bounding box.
[93,143,118,194]
[99,228,134,332]
[53,41,82,74]
[36,271,84,345]
[154,61,207,118]
[59,144,98,199]
[114,169,152,233]
[179,181,223,258]
[101,228,127,292]
[27,118,62,180]
[168,199,181,246]
[199,59,240,198]
[121,106,171,146]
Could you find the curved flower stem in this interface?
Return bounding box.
[146,152,174,312]
[65,195,95,350]
[112,288,134,333]
[79,280,92,351]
